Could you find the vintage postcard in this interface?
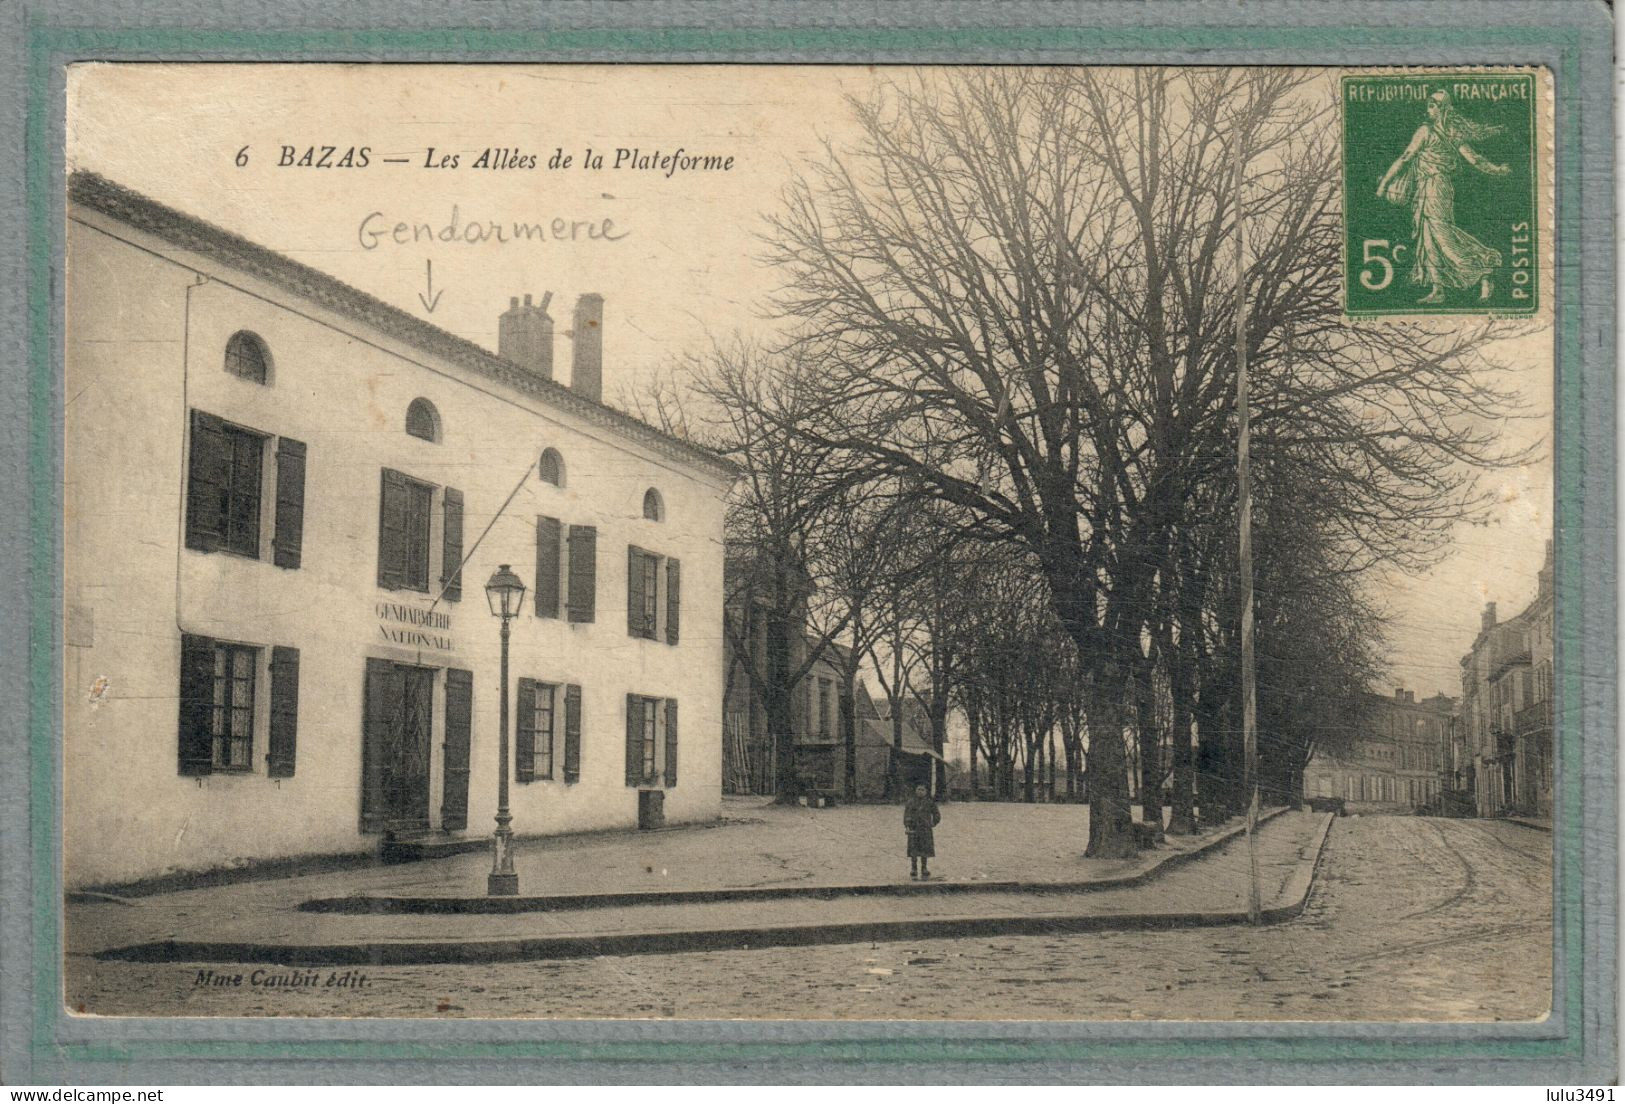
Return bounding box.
[54,60,1570,1027]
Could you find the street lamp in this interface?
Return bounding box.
[484,563,526,896]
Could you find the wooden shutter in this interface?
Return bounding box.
[184,412,228,552]
[377,470,407,589]
[440,488,464,601]
[361,658,396,831]
[177,633,215,776]
[515,677,537,783]
[535,516,562,618]
[666,558,682,645]
[563,684,582,783]
[627,547,645,636]
[272,437,306,569]
[567,525,597,623]
[664,698,679,787]
[625,694,642,786]
[267,645,299,777]
[442,667,473,830]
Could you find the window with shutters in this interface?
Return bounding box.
[641,697,658,780]
[224,331,271,385]
[210,642,258,770]
[628,548,660,640]
[625,694,677,788]
[519,681,558,781]
[378,469,434,592]
[186,411,266,558]
[627,548,681,644]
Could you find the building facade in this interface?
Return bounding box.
[721,626,937,801]
[1301,688,1455,813]
[721,631,851,797]
[64,173,733,889]
[1459,542,1554,818]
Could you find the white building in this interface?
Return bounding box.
[63,172,733,890]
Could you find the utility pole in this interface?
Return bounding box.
[1233,120,1263,926]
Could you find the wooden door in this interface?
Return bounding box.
[391,666,433,828]
[361,659,434,833]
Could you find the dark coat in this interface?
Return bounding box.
[903,795,941,858]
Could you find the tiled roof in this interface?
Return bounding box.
[67,171,736,480]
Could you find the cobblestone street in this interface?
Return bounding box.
[66,816,1551,1021]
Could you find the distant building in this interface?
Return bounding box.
[1459,541,1554,817]
[721,621,944,800]
[721,608,853,796]
[1301,688,1455,813]
[858,686,944,797]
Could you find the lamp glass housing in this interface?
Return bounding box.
[484,564,527,619]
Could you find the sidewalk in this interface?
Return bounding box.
[74,808,1332,965]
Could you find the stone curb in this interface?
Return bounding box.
[1260,812,1337,923]
[97,813,1330,966]
[297,807,1291,915]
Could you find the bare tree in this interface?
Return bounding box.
[765,68,1526,856]
[686,342,858,801]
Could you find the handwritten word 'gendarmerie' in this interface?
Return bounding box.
[358,206,629,250]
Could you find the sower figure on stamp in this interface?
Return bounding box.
[904,784,941,880]
[1376,89,1511,304]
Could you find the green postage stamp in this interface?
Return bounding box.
[1342,70,1543,317]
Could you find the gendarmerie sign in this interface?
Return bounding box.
[376,602,453,652]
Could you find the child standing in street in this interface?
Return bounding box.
[904,783,941,880]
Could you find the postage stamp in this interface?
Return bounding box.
[1342,70,1542,317]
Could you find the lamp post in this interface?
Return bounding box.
[484,564,526,896]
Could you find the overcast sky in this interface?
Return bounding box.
[67,63,1554,700]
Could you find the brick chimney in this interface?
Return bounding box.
[498,292,554,379]
[571,293,604,403]
[1395,688,1414,704]
[1481,601,1498,632]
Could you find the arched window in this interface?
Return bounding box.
[642,488,664,521]
[405,398,441,442]
[538,448,565,487]
[224,331,270,384]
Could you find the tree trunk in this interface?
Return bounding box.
[1083,659,1137,858]
[1135,657,1161,827]
[1166,623,1197,835]
[929,689,949,798]
[841,669,857,802]
[766,608,802,803]
[968,712,980,799]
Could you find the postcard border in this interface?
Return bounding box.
[3,0,1615,1085]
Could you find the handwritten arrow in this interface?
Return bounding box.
[417,259,444,314]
